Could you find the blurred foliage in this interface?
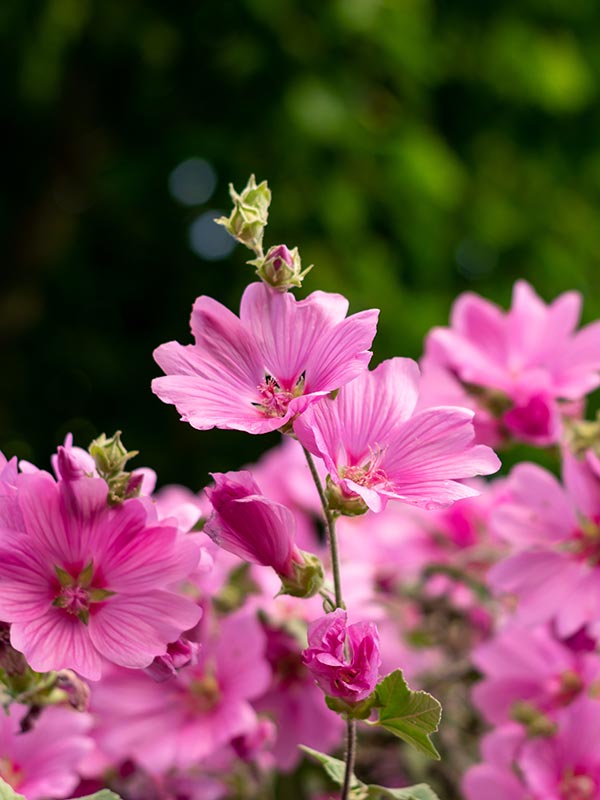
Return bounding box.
[2,0,600,490]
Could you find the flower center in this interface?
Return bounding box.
[188,673,221,713]
[255,374,305,418]
[567,518,600,566]
[560,772,596,800]
[52,561,115,625]
[341,446,389,492]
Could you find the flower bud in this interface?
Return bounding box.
[216,175,271,252]
[302,609,381,709]
[144,637,200,682]
[88,431,141,504]
[252,244,312,292]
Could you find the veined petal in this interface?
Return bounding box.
[11,611,104,680]
[89,591,201,669]
[381,406,500,484]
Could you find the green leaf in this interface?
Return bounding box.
[71,793,122,800]
[0,777,27,800]
[372,670,442,760]
[300,747,441,800]
[367,784,441,800]
[300,746,361,790]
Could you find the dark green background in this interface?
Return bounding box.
[2,0,600,490]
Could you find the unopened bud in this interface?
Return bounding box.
[251,244,312,292]
[89,431,140,505]
[215,175,271,252]
[144,638,200,682]
[278,551,325,599]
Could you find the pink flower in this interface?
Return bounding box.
[205,471,304,580]
[302,609,381,704]
[489,457,600,638]
[424,281,600,445]
[471,625,600,726]
[0,704,92,800]
[294,358,500,513]
[0,470,202,680]
[152,282,379,434]
[254,622,343,770]
[89,608,271,773]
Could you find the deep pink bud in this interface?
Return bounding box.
[144,637,200,682]
[56,446,88,481]
[205,471,303,579]
[302,609,381,704]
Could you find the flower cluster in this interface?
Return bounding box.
[4,177,600,800]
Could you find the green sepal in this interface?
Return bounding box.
[325,475,369,517]
[369,670,442,760]
[300,747,440,800]
[54,565,74,586]
[325,692,377,720]
[278,551,324,598]
[88,588,116,602]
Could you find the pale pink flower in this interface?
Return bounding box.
[472,625,600,725]
[0,704,92,800]
[294,358,500,512]
[466,698,600,800]
[489,456,600,639]
[0,469,201,679]
[152,282,379,434]
[302,609,381,704]
[424,281,600,445]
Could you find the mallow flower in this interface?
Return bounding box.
[424,280,600,445]
[294,358,500,513]
[0,464,202,680]
[152,281,379,434]
[204,471,324,598]
[302,609,381,705]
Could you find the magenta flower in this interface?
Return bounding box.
[205,471,304,580]
[294,358,500,513]
[302,609,381,704]
[424,281,600,444]
[152,282,379,434]
[0,470,202,680]
[0,704,92,800]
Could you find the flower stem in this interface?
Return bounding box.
[302,447,344,609]
[302,446,354,799]
[341,718,357,800]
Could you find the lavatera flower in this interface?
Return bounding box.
[152,282,378,434]
[294,357,500,514]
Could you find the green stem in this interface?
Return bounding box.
[302,447,343,609]
[302,447,354,800]
[341,719,357,800]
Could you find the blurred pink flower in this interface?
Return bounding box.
[89,608,271,773]
[0,469,201,679]
[0,704,92,800]
[152,282,378,434]
[489,456,600,639]
[294,358,500,512]
[302,609,381,704]
[424,281,600,445]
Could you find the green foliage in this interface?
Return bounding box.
[0,777,121,800]
[300,747,441,800]
[372,670,442,760]
[2,0,600,482]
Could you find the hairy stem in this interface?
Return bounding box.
[341,718,357,799]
